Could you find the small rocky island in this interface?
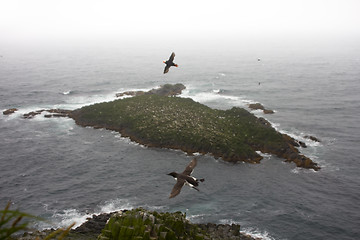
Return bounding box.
[7,83,319,170]
[70,84,319,171]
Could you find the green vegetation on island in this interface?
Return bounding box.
[98,208,206,240]
[11,83,319,170]
[10,208,254,240]
[70,90,319,170]
[97,208,252,240]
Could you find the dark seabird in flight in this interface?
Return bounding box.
[163,52,178,74]
[167,158,204,199]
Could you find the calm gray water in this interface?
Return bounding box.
[1,42,360,240]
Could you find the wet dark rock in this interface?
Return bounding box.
[16,210,257,240]
[256,117,272,128]
[3,108,18,115]
[248,103,264,110]
[116,90,145,97]
[304,135,321,142]
[298,141,307,148]
[23,109,72,119]
[147,83,186,96]
[263,109,274,114]
[23,110,45,119]
[72,212,113,234]
[248,103,274,114]
[116,83,185,98]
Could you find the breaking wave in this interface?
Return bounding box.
[37,198,135,230]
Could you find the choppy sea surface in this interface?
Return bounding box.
[1,42,360,240]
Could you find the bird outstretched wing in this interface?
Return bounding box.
[164,65,170,74]
[169,178,185,198]
[182,158,197,176]
[169,52,175,62]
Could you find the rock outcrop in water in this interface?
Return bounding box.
[304,135,321,142]
[22,109,72,119]
[19,83,320,170]
[70,94,319,170]
[3,108,18,115]
[116,83,185,97]
[248,103,274,114]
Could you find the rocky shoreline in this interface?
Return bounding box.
[15,209,257,240]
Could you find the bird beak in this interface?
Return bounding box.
[163,61,165,63]
[175,64,178,67]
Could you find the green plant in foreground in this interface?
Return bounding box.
[0,202,39,240]
[0,202,74,240]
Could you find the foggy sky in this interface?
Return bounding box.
[1,0,360,46]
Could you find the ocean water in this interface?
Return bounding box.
[1,41,360,240]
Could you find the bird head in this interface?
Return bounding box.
[167,172,177,177]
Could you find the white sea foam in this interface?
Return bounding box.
[280,130,322,148]
[60,86,157,109]
[40,198,135,230]
[218,219,276,240]
[4,86,155,121]
[54,209,92,229]
[180,86,324,170]
[98,198,135,213]
[37,208,93,230]
[187,213,210,222]
[61,93,117,110]
[218,218,241,225]
[241,227,277,240]
[180,87,255,108]
[115,87,154,100]
[291,168,300,174]
[256,151,272,158]
[62,90,72,95]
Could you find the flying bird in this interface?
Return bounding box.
[167,158,204,199]
[163,52,178,74]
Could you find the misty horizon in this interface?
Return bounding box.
[1,0,360,50]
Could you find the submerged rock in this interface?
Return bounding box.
[304,135,321,142]
[23,110,45,119]
[3,108,18,115]
[248,103,274,114]
[23,109,72,119]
